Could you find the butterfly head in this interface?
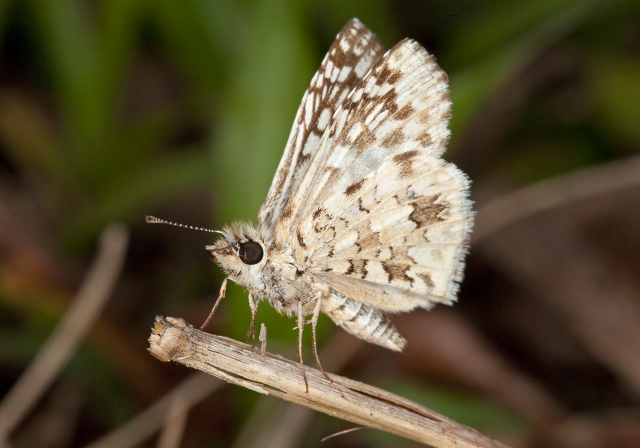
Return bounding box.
[205,223,269,291]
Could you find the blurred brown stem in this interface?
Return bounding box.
[474,154,640,243]
[84,373,221,448]
[484,216,640,398]
[0,224,128,443]
[148,316,510,448]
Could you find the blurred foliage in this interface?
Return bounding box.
[1,0,639,446]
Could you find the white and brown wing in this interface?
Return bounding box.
[275,39,473,312]
[258,18,385,230]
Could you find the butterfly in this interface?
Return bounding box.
[200,18,473,386]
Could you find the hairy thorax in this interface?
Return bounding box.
[206,222,320,316]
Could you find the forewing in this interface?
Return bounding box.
[258,18,385,230]
[275,39,473,312]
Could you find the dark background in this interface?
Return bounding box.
[1,0,640,447]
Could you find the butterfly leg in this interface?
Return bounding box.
[297,301,309,392]
[243,294,258,343]
[311,298,332,383]
[200,277,228,330]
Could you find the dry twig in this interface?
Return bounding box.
[232,331,365,448]
[148,316,509,448]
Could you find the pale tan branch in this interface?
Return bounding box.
[233,332,365,448]
[148,316,509,448]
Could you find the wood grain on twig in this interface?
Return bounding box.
[148,316,508,448]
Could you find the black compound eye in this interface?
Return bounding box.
[238,241,263,265]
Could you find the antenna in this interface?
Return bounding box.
[145,216,226,236]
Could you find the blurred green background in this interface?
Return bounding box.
[1,0,640,447]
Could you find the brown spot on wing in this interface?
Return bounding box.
[297,230,307,248]
[393,149,419,163]
[381,261,413,284]
[394,104,415,120]
[393,149,419,178]
[374,65,403,86]
[417,272,435,289]
[357,197,369,213]
[358,231,380,250]
[346,259,369,278]
[345,179,365,196]
[409,194,448,229]
[416,130,433,146]
[280,207,293,220]
[381,128,406,148]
